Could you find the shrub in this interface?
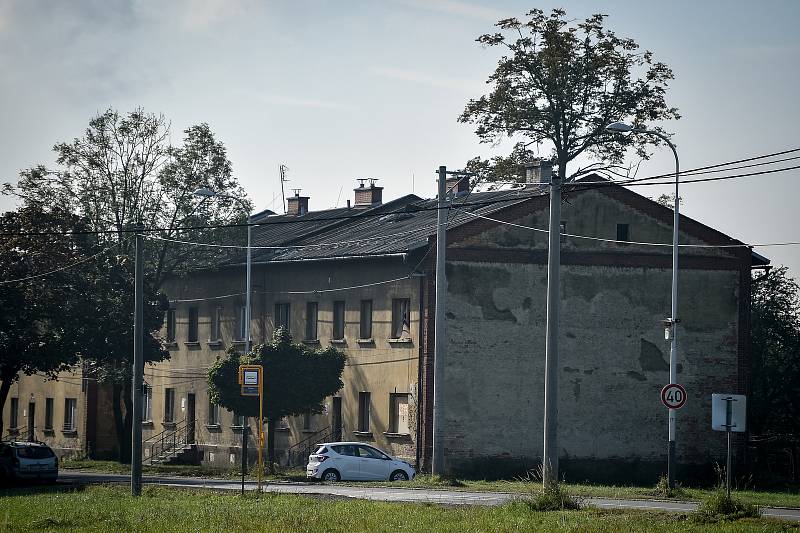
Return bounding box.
[652,475,688,499]
[692,489,760,523]
[517,468,582,511]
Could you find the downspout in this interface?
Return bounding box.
[415,272,425,471]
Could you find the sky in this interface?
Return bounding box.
[1,0,799,273]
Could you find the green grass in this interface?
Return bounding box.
[61,461,800,509]
[0,485,793,533]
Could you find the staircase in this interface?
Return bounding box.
[145,420,198,465]
[285,426,332,467]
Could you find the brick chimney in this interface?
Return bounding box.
[446,175,469,197]
[353,178,382,207]
[286,189,309,215]
[524,159,553,186]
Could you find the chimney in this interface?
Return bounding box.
[524,159,553,186]
[446,175,469,197]
[286,189,309,215]
[353,178,383,207]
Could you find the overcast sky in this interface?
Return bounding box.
[1,0,799,273]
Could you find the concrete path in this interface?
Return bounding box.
[56,471,800,522]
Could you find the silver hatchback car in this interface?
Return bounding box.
[307,442,415,482]
[0,441,59,483]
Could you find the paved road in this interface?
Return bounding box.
[55,471,800,522]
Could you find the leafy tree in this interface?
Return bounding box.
[459,9,680,183]
[654,193,682,209]
[0,207,97,436]
[750,267,800,435]
[2,108,246,457]
[208,328,346,471]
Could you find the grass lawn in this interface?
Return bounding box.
[0,485,794,533]
[61,460,800,509]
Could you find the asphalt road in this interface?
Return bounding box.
[49,471,800,523]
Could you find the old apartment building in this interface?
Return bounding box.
[3,174,766,481]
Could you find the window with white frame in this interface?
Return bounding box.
[391,298,411,339]
[211,306,223,341]
[63,398,77,431]
[389,393,410,434]
[142,385,153,422]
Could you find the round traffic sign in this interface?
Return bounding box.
[661,383,687,409]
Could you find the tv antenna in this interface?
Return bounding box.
[279,164,289,214]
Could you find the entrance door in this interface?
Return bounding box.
[27,402,35,441]
[331,397,342,441]
[186,394,196,444]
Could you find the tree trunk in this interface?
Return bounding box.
[267,418,276,474]
[0,368,17,438]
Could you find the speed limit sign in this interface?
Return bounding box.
[661,383,687,409]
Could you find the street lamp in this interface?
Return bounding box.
[605,122,681,489]
[193,187,253,353]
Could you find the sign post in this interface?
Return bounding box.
[239,364,265,492]
[712,394,746,497]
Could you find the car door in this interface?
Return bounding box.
[356,445,391,480]
[332,444,361,480]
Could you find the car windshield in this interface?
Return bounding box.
[15,446,55,459]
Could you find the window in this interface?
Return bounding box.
[305,302,318,340]
[303,410,312,431]
[276,417,289,430]
[232,411,244,428]
[357,445,386,459]
[391,298,411,339]
[44,398,54,430]
[237,306,247,341]
[560,221,567,244]
[187,307,199,342]
[360,300,373,339]
[275,303,290,332]
[211,306,223,341]
[358,391,371,433]
[164,388,175,423]
[208,400,219,426]
[9,397,18,429]
[389,393,410,434]
[617,223,630,242]
[142,385,153,422]
[166,309,176,342]
[63,398,77,431]
[333,301,345,340]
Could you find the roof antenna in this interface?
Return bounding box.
[335,186,343,208]
[279,164,289,214]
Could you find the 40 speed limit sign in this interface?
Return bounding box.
[661,383,687,409]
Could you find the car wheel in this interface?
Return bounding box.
[321,469,340,482]
[389,470,409,481]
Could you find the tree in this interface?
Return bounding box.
[654,193,682,209]
[750,267,800,435]
[208,328,347,471]
[2,108,247,457]
[459,9,680,184]
[0,207,97,436]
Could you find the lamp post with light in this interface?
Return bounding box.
[605,122,680,489]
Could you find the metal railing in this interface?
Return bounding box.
[145,419,190,465]
[285,425,331,467]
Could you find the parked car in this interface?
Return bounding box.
[0,441,59,483]
[306,442,415,482]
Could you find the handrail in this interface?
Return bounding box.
[148,419,191,465]
[143,419,187,445]
[285,425,331,455]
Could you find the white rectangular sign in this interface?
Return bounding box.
[243,370,259,386]
[712,394,746,432]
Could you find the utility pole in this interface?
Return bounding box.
[131,222,144,496]
[431,165,447,475]
[542,165,560,487]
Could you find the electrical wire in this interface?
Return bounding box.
[0,238,130,285]
[569,163,800,188]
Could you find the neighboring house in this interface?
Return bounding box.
[3,173,767,483]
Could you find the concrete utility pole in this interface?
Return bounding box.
[431,165,447,475]
[131,222,145,496]
[542,165,560,487]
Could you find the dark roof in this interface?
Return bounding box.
[249,188,542,262]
